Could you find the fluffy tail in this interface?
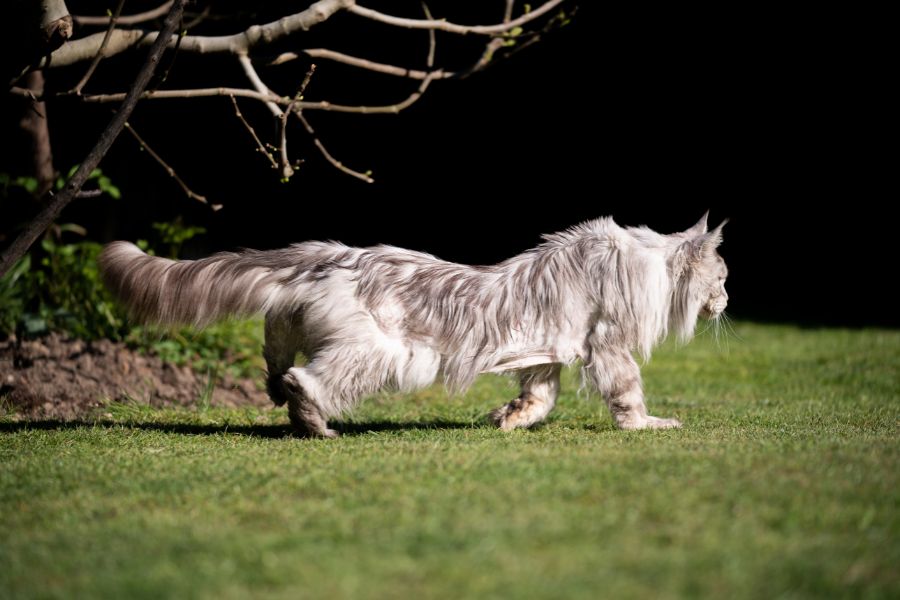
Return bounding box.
[98,241,285,328]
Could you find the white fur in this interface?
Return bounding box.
[99,215,729,436]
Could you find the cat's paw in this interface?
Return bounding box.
[644,416,682,429]
[489,404,516,431]
[290,425,340,439]
[489,395,549,431]
[617,415,682,430]
[489,401,534,431]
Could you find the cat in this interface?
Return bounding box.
[99,213,728,437]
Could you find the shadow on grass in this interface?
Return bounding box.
[0,418,477,438]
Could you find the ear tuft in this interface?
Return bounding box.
[683,211,710,237]
[700,219,728,255]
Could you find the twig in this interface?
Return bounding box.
[272,49,454,80]
[240,54,376,183]
[294,112,373,183]
[58,87,282,104]
[461,0,569,78]
[296,65,317,100]
[278,65,317,181]
[283,3,436,183]
[462,1,514,76]
[14,82,438,114]
[277,125,294,180]
[74,1,174,26]
[182,3,212,30]
[10,86,38,100]
[423,3,437,68]
[356,1,440,114]
[229,95,278,170]
[123,122,215,208]
[0,0,188,278]
[347,0,564,35]
[237,55,282,117]
[147,11,185,93]
[237,54,294,179]
[74,189,103,198]
[69,0,126,95]
[503,0,516,22]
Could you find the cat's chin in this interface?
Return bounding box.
[699,307,722,320]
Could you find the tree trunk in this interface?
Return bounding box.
[17,71,56,200]
[0,0,188,278]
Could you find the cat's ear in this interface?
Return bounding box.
[694,219,728,258]
[683,219,728,263]
[683,211,710,237]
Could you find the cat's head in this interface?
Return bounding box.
[673,213,729,328]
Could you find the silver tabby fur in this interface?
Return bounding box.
[99,214,728,437]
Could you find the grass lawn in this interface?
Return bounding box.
[1,323,898,599]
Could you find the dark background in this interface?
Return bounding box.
[1,2,891,326]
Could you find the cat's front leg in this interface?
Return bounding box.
[490,364,561,430]
[584,348,681,430]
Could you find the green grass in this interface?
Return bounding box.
[1,323,898,599]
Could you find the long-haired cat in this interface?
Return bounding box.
[99,213,728,437]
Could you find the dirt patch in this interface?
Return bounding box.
[0,333,271,420]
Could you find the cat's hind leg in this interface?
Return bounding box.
[263,313,337,438]
[283,366,338,438]
[282,340,405,438]
[263,313,303,407]
[490,364,561,431]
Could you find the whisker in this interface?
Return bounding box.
[696,317,714,338]
[721,311,744,342]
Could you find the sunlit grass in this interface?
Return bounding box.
[2,323,898,598]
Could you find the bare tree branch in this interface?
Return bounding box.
[38,0,566,69]
[294,112,373,183]
[240,55,304,177]
[278,65,317,180]
[463,0,516,76]
[281,49,453,80]
[182,4,213,30]
[283,2,434,182]
[74,1,174,26]
[229,95,279,170]
[3,0,573,216]
[123,122,214,208]
[40,0,73,47]
[238,55,298,180]
[69,0,126,95]
[40,0,355,68]
[0,0,188,278]
[239,54,379,182]
[296,64,317,100]
[237,55,283,117]
[40,0,71,28]
[12,76,438,114]
[503,0,516,22]
[63,87,284,105]
[347,0,565,35]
